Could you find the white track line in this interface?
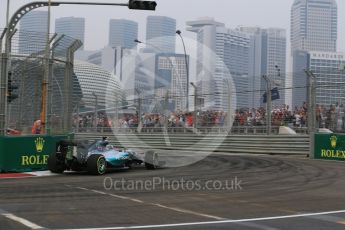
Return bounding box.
[57,209,345,230]
[67,185,224,220]
[2,213,44,229]
[151,203,224,220]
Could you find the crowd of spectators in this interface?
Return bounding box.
[233,102,345,131]
[139,111,226,128]
[73,111,226,130]
[73,102,345,132]
[73,112,112,132]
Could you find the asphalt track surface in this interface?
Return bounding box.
[1,154,345,230]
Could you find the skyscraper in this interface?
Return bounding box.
[292,52,345,108]
[291,50,309,108]
[291,0,338,107]
[108,19,138,49]
[55,17,85,50]
[291,0,337,53]
[18,11,48,54]
[187,18,250,110]
[155,54,188,111]
[239,27,287,108]
[146,16,176,53]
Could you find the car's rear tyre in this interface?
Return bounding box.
[145,151,158,170]
[87,154,107,175]
[48,153,66,174]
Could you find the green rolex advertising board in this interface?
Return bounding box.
[315,133,345,161]
[0,135,73,172]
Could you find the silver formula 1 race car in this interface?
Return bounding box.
[48,137,161,175]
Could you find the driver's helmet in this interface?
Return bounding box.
[94,140,104,151]
[95,137,108,151]
[99,137,109,147]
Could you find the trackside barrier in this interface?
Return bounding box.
[0,134,73,172]
[315,133,345,161]
[75,133,310,155]
[74,126,309,135]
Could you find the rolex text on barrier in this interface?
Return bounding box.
[315,134,345,161]
[0,135,72,172]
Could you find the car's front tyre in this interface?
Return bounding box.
[87,154,107,175]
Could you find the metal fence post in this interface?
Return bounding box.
[263,75,272,135]
[224,79,233,134]
[0,29,5,135]
[310,71,316,159]
[305,70,316,159]
[0,29,16,135]
[0,52,7,135]
[138,96,142,133]
[92,92,98,129]
[63,41,81,133]
[306,70,312,134]
[43,34,57,135]
[115,97,119,134]
[76,102,80,133]
[164,90,169,131]
[190,83,197,131]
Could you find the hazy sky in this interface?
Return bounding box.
[1,0,344,52]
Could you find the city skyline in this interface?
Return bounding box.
[1,0,344,53]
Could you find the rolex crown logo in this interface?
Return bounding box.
[35,137,45,152]
[330,136,337,149]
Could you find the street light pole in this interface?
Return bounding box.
[6,0,10,31]
[6,1,148,35]
[176,30,189,112]
[0,1,157,136]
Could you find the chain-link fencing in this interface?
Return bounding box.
[72,72,345,135]
[0,28,82,135]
